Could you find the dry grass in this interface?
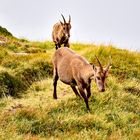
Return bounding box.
[0,36,140,139]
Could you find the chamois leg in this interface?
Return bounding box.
[53,69,59,99]
[55,43,59,50]
[70,85,81,98]
[86,86,91,99]
[78,85,90,110]
[57,43,61,49]
[64,41,69,48]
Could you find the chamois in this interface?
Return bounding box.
[52,47,111,110]
[52,14,71,49]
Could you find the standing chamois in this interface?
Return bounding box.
[52,14,71,49]
[52,47,111,110]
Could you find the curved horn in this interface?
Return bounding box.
[95,55,103,71]
[105,63,111,72]
[61,14,66,23]
[69,15,71,23]
[105,56,112,72]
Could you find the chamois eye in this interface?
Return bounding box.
[97,77,101,80]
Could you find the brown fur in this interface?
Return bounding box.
[52,47,110,110]
[52,15,71,49]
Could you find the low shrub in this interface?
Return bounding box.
[0,47,8,63]
[16,60,53,86]
[0,26,13,36]
[0,71,26,97]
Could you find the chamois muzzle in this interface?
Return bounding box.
[99,88,105,92]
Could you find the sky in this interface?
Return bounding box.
[0,0,140,51]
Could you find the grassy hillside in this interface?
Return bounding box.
[0,26,13,37]
[0,32,140,139]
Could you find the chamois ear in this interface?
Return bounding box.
[104,55,112,76]
[93,64,97,72]
[104,65,112,76]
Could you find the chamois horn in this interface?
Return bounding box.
[69,15,71,23]
[105,56,112,72]
[61,14,66,23]
[95,55,103,71]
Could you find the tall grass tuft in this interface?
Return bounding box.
[0,35,139,139]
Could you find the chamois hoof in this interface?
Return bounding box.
[87,108,90,112]
[53,96,57,99]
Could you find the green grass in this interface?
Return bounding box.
[0,34,140,139]
[0,26,13,37]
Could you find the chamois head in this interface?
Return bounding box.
[93,56,111,92]
[60,14,71,39]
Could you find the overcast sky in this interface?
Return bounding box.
[0,0,140,51]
